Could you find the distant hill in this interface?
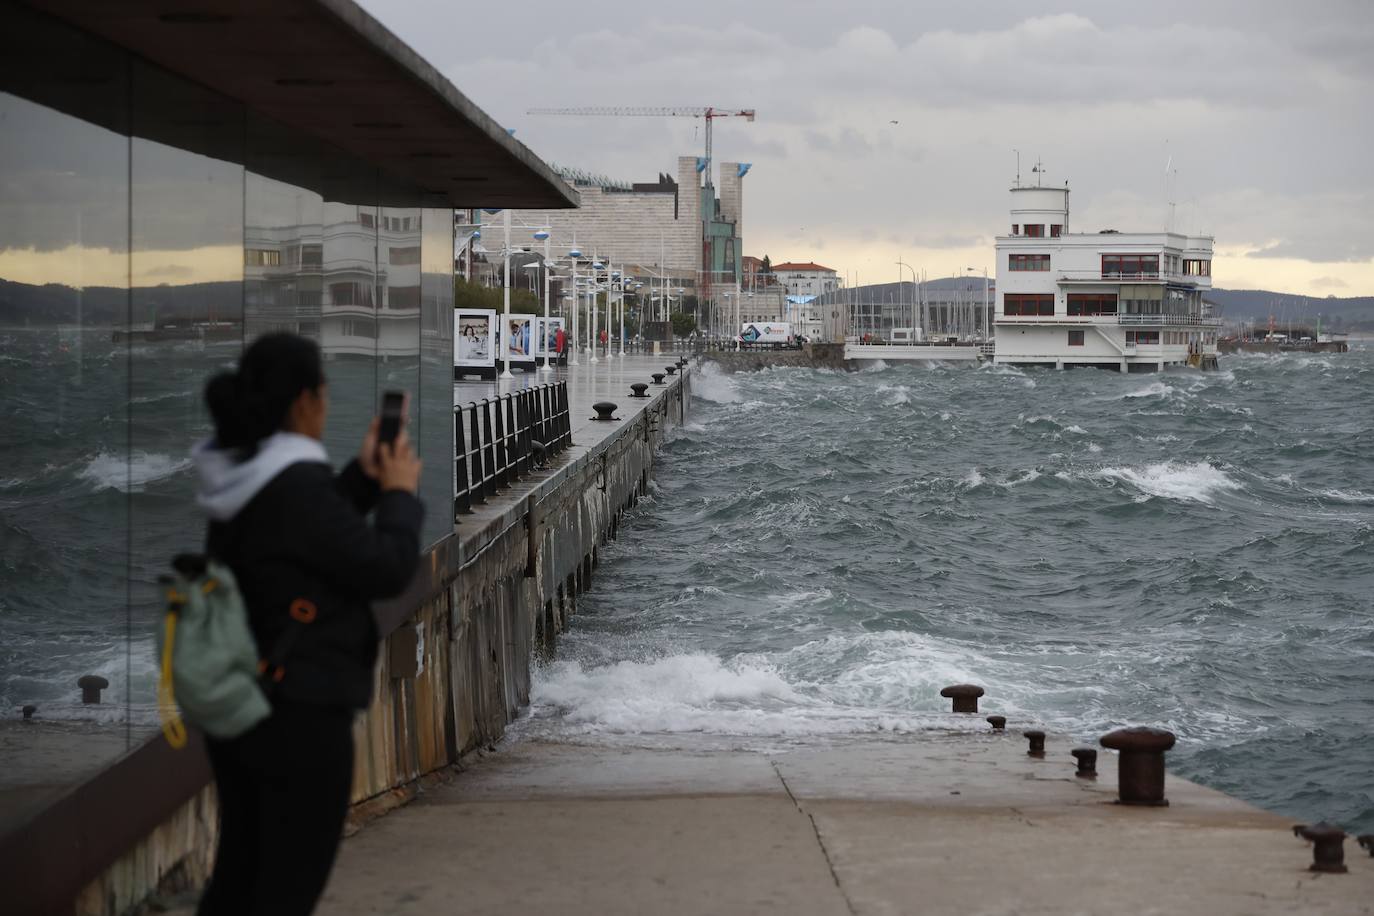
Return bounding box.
[1204,289,1374,330]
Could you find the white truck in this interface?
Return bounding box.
[739,321,798,349]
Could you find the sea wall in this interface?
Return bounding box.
[73,372,692,915]
[703,342,851,373]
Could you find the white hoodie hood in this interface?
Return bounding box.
[192,432,330,521]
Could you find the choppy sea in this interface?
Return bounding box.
[519,346,1374,834]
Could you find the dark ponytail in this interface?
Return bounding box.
[205,333,324,455]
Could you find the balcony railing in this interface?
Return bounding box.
[1055,269,1206,284]
[997,313,1221,327]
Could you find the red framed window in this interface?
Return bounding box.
[1050,224,1063,237]
[1067,293,1118,316]
[1067,330,1085,346]
[1101,254,1159,278]
[1024,224,1045,237]
[1003,294,1054,316]
[1009,254,1050,271]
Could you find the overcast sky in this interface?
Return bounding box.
[360,0,1374,296]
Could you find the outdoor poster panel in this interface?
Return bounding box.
[501,313,535,363]
[533,317,565,358]
[455,309,496,367]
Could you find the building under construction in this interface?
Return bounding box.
[461,156,746,309]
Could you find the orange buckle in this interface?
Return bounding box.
[289,598,318,624]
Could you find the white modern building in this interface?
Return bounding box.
[993,185,1220,371]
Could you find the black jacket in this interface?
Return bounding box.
[207,460,424,709]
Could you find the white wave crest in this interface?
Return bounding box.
[1095,461,1241,504]
[1118,381,1179,400]
[78,451,192,492]
[691,363,740,404]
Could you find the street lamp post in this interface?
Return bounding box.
[499,208,513,379]
[535,229,552,372]
[896,260,918,343]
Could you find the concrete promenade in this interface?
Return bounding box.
[315,735,1374,915]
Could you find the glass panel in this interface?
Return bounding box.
[420,207,454,546]
[0,4,134,810]
[320,192,378,468]
[244,171,324,343]
[378,205,421,482]
[128,59,245,731]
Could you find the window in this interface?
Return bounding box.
[1126,330,1159,345]
[1024,224,1045,237]
[1051,224,1062,237]
[300,244,322,267]
[389,246,421,265]
[245,248,280,267]
[1184,258,1211,276]
[1011,224,1019,235]
[1009,254,1050,271]
[387,286,420,309]
[1067,330,1085,346]
[1101,254,1159,278]
[329,281,375,307]
[358,210,375,228]
[1003,293,1054,316]
[341,318,377,339]
[1067,293,1118,316]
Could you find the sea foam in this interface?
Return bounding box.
[1095,461,1241,504]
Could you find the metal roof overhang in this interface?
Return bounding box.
[14,0,577,209]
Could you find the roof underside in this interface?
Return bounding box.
[15,0,577,209]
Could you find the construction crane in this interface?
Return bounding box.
[527,106,756,336]
[525,107,755,190]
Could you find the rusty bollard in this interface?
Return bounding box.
[1071,747,1097,779]
[986,715,1006,732]
[940,684,984,713]
[630,383,649,398]
[651,373,666,385]
[1024,730,1046,758]
[78,675,108,705]
[22,705,37,722]
[1293,823,1348,873]
[665,365,677,376]
[591,401,618,422]
[1100,727,1176,806]
[1357,835,1373,858]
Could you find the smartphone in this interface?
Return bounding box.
[378,391,405,447]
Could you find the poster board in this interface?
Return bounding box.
[499,313,537,368]
[454,309,496,378]
[533,317,566,361]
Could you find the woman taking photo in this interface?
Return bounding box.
[192,333,424,915]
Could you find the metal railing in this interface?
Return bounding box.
[453,381,572,517]
[1117,313,1221,327]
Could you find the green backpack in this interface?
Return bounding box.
[157,555,271,746]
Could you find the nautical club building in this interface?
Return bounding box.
[993,184,1219,371]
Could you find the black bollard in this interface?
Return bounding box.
[1100,727,1176,806]
[986,715,1006,731]
[22,705,37,722]
[1071,747,1098,779]
[939,684,985,714]
[1293,823,1348,874]
[591,402,618,422]
[630,383,649,398]
[78,675,108,705]
[651,373,666,385]
[1024,730,1046,758]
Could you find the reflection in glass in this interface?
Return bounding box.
[379,205,422,512]
[420,208,455,545]
[0,3,138,810]
[129,59,245,726]
[320,192,379,467]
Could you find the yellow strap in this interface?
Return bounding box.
[158,611,188,750]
